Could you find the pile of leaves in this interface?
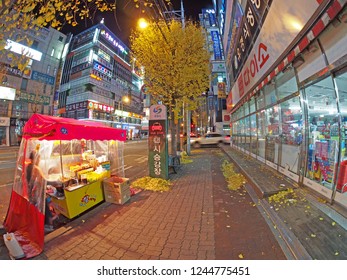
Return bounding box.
[268,188,297,209]
[221,160,246,191]
[180,151,193,164]
[131,176,172,192]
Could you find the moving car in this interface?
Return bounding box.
[191,132,228,148]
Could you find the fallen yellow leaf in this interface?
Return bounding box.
[238,253,244,259]
[310,234,316,238]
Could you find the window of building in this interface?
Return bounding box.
[31,40,39,50]
[276,68,298,101]
[264,82,277,106]
[20,78,28,91]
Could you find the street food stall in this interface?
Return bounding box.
[3,113,126,259]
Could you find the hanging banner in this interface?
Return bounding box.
[149,105,168,179]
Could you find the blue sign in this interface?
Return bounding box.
[31,71,55,85]
[211,31,222,60]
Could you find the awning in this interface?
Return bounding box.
[23,113,126,141]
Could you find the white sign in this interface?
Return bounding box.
[5,40,42,61]
[149,105,167,120]
[0,86,16,100]
[231,0,320,106]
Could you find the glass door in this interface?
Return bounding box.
[303,76,339,199]
[334,70,347,207]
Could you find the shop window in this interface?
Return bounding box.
[234,120,240,148]
[276,68,298,101]
[304,76,338,190]
[264,82,277,106]
[256,90,265,110]
[250,114,257,155]
[244,102,249,116]
[279,96,303,174]
[249,97,256,114]
[257,110,266,160]
[244,116,251,152]
[265,105,280,164]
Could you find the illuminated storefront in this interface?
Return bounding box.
[223,0,347,209]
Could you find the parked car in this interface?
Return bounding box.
[191,132,227,148]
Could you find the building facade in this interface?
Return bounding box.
[218,0,347,210]
[57,22,144,140]
[0,27,67,146]
[200,9,229,135]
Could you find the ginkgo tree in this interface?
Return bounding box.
[130,19,210,156]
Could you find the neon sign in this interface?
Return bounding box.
[100,30,128,55]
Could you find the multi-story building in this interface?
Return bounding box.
[200,9,229,135]
[218,0,347,210]
[57,21,144,140]
[0,27,67,146]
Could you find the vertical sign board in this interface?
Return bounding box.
[149,105,168,179]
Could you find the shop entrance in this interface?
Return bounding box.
[302,76,338,200]
[333,69,347,208]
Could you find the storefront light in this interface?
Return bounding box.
[283,14,303,32]
[5,40,42,61]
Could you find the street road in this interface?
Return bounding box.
[0,140,148,225]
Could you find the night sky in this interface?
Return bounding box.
[61,0,213,47]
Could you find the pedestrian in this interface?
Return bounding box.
[26,150,45,205]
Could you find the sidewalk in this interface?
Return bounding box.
[1,147,285,260]
[220,145,347,260]
[1,146,346,260]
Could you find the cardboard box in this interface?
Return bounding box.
[103,176,130,205]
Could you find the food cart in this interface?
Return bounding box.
[3,113,126,258]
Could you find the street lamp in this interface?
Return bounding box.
[118,95,130,128]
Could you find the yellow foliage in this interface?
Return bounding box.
[221,160,246,191]
[268,188,297,206]
[0,0,115,69]
[180,151,193,164]
[130,19,210,113]
[132,176,172,192]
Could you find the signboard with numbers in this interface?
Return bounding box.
[149,105,168,179]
